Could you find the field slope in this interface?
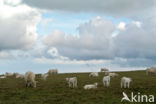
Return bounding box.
[0,70,156,104]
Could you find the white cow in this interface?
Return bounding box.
[13,72,19,76]
[16,74,25,78]
[25,71,36,88]
[108,73,118,77]
[146,67,156,75]
[5,72,12,77]
[89,72,99,77]
[84,83,98,90]
[66,77,77,88]
[121,77,132,88]
[48,69,58,74]
[103,76,110,87]
[0,76,6,79]
[41,73,49,80]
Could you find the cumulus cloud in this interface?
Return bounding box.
[114,21,156,59]
[23,0,155,16]
[0,0,155,71]
[42,17,115,60]
[41,16,156,68]
[0,0,41,50]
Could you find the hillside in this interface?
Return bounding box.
[0,70,156,104]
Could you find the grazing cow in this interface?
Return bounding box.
[16,74,25,78]
[0,76,6,79]
[108,73,118,77]
[41,73,49,80]
[13,72,19,76]
[121,77,132,88]
[25,71,36,88]
[146,67,156,75]
[101,68,109,72]
[89,72,99,77]
[84,83,98,90]
[103,76,110,87]
[48,69,58,75]
[5,72,12,77]
[66,77,77,88]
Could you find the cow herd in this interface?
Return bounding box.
[66,71,131,89]
[0,67,156,89]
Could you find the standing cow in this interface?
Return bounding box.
[146,67,156,75]
[48,69,58,75]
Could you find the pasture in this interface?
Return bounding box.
[0,70,156,104]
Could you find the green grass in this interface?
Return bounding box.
[0,70,156,104]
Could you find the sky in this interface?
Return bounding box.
[0,0,156,73]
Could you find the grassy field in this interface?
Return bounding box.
[0,70,156,104]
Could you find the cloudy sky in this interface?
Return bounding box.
[0,0,156,73]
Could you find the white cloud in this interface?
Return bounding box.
[0,0,155,72]
[117,22,126,30]
[0,0,155,69]
[42,17,115,60]
[41,16,156,67]
[114,21,156,59]
[42,30,65,47]
[0,0,41,50]
[132,21,142,28]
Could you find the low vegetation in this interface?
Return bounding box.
[0,70,156,104]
